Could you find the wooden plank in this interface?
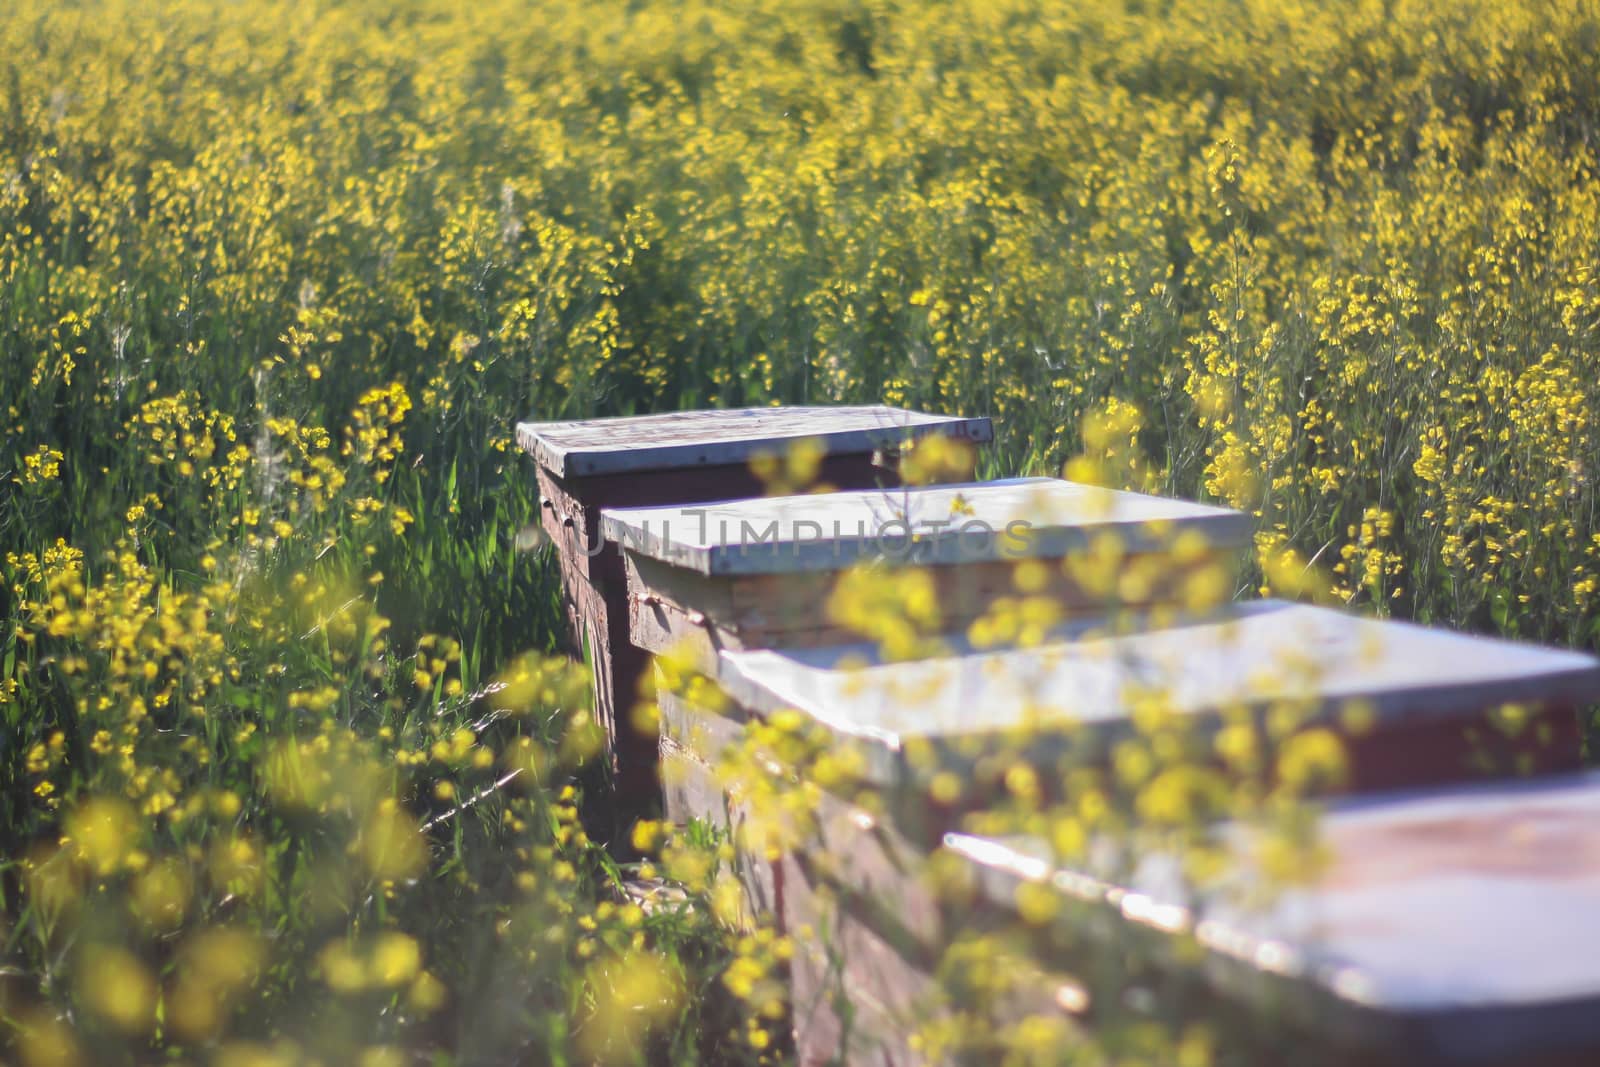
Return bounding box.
[657,684,952,1063]
[656,686,941,935]
[781,796,945,1067]
[602,477,1250,576]
[785,858,935,1067]
[534,465,606,582]
[517,405,993,479]
[946,772,1600,1066]
[713,601,1600,793]
[785,850,1122,1067]
[659,739,782,926]
[565,564,657,800]
[656,684,749,770]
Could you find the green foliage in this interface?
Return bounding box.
[2,0,1599,1062]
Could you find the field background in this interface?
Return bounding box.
[3,0,1599,1062]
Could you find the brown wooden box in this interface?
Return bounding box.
[948,771,1600,1066]
[516,405,992,811]
[658,682,944,1065]
[605,477,1252,675]
[664,603,1600,1059]
[712,600,1599,802]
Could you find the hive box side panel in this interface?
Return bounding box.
[786,870,936,1067]
[659,741,782,926]
[626,547,1239,679]
[657,682,955,1065]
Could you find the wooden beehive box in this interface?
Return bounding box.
[947,771,1600,1066]
[604,477,1252,674]
[515,405,992,806]
[679,603,1600,1063]
[656,604,1593,1062]
[711,600,1600,804]
[634,475,1249,995]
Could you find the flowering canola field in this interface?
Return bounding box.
[3,0,1600,1063]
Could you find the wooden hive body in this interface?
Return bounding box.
[712,600,1598,804]
[525,405,1600,1066]
[605,477,1252,674]
[516,405,992,815]
[667,603,1600,1064]
[948,771,1600,1066]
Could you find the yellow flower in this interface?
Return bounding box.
[18,444,64,485]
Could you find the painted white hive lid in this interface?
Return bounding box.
[945,771,1600,1055]
[713,601,1600,783]
[601,477,1251,574]
[516,404,993,479]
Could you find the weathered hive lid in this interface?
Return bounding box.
[601,477,1250,575]
[945,772,1600,1064]
[710,600,1600,785]
[516,404,993,479]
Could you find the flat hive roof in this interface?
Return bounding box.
[946,772,1600,1062]
[601,477,1251,575]
[712,601,1600,784]
[516,404,993,479]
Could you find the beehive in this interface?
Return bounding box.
[948,771,1600,1066]
[677,603,1600,1063]
[605,476,1252,673]
[711,600,1598,803]
[515,404,992,805]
